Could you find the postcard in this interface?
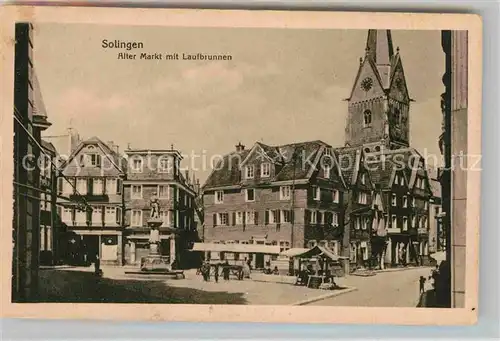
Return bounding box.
[0,6,481,325]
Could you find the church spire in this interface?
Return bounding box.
[365,30,395,89]
[365,29,394,65]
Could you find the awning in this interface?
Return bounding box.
[279,245,349,261]
[191,242,281,254]
[280,248,309,257]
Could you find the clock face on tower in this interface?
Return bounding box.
[360,77,373,91]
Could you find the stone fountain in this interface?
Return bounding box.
[125,193,184,278]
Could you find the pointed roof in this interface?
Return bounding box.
[60,136,126,174]
[41,140,57,155]
[203,140,346,190]
[32,68,52,131]
[366,29,394,66]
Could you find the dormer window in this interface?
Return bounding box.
[360,173,366,185]
[403,196,408,208]
[245,165,254,179]
[394,175,399,185]
[363,109,372,127]
[90,154,101,167]
[261,163,270,177]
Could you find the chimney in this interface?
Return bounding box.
[185,170,189,182]
[235,142,245,152]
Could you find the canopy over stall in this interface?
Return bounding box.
[279,245,349,261]
[191,242,281,254]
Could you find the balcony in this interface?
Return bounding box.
[418,228,428,235]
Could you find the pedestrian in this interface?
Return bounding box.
[202,262,209,282]
[430,265,439,288]
[94,254,101,277]
[223,260,230,281]
[206,262,211,282]
[214,263,219,283]
[242,261,251,279]
[419,275,426,294]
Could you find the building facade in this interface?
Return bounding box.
[122,148,198,268]
[12,23,55,301]
[202,141,347,269]
[13,23,39,302]
[57,137,126,265]
[338,29,433,270]
[428,170,443,254]
[441,30,468,308]
[39,140,62,265]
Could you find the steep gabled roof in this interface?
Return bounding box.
[60,136,126,174]
[203,140,345,190]
[41,140,57,155]
[347,57,386,101]
[203,149,250,189]
[275,141,325,182]
[365,158,396,189]
[334,146,361,186]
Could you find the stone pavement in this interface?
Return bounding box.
[37,266,354,305]
[306,266,433,307]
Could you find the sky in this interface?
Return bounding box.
[33,24,444,183]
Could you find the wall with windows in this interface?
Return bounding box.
[204,182,345,249]
[123,184,189,228]
[126,153,178,181]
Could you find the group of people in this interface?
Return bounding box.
[263,266,280,275]
[198,258,252,282]
[200,260,231,282]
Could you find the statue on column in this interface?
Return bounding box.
[150,192,160,219]
[148,192,162,255]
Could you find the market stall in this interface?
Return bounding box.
[279,245,349,289]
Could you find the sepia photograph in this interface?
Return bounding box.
[1,7,481,325]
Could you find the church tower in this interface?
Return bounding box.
[345,29,411,152]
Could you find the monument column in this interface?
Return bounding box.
[139,192,176,272]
